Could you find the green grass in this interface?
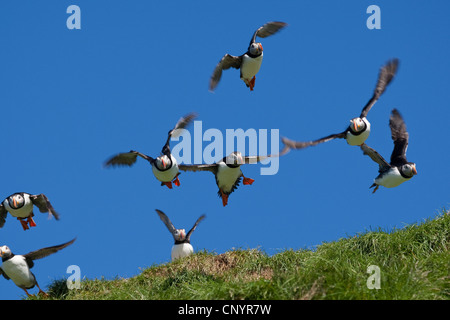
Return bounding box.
[38,210,449,300]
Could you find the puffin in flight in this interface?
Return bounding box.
[281,59,399,153]
[0,238,76,297]
[209,21,287,92]
[0,193,60,231]
[155,209,205,261]
[104,113,197,189]
[360,109,417,193]
[179,151,277,206]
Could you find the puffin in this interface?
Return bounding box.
[0,193,60,231]
[360,109,417,193]
[104,112,197,189]
[209,21,287,92]
[155,209,205,261]
[0,238,76,297]
[179,151,277,206]
[281,59,399,154]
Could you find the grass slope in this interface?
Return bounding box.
[40,211,449,300]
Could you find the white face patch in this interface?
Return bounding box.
[401,164,417,177]
[0,245,10,257]
[175,229,186,241]
[10,194,24,209]
[350,118,365,132]
[249,43,262,55]
[156,155,171,170]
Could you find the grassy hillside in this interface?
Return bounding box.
[40,211,449,300]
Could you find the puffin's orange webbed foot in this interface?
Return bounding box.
[249,76,256,91]
[220,191,229,207]
[27,216,37,227]
[173,176,181,187]
[243,177,255,185]
[162,181,173,189]
[19,219,29,231]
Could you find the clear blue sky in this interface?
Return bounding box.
[1,1,449,299]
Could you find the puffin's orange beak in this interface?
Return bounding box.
[259,43,263,51]
[13,197,17,208]
[412,165,417,175]
[162,158,166,169]
[353,121,358,131]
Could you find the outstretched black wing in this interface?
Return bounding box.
[104,150,154,167]
[389,108,409,167]
[23,238,76,268]
[186,214,206,242]
[209,54,242,91]
[250,21,287,45]
[360,59,399,118]
[155,209,177,240]
[162,112,198,156]
[178,163,219,174]
[0,204,7,228]
[30,194,60,220]
[360,143,391,173]
[281,132,346,154]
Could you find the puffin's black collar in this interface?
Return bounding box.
[175,240,190,245]
[2,253,14,262]
[347,121,367,136]
[153,159,173,172]
[246,51,262,59]
[398,168,412,179]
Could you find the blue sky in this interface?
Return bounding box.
[0,1,449,299]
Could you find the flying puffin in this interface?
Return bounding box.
[281,59,399,154]
[179,151,277,206]
[209,21,287,92]
[360,109,417,193]
[155,209,205,262]
[104,113,197,189]
[0,193,60,231]
[0,238,76,297]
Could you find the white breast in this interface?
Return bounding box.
[216,163,243,193]
[152,155,179,182]
[171,243,194,261]
[346,119,371,146]
[240,53,263,82]
[1,255,36,289]
[375,167,410,188]
[2,194,33,218]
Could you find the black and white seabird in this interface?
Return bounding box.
[360,109,417,193]
[0,238,76,297]
[209,21,287,92]
[104,113,197,189]
[281,59,399,154]
[0,193,60,231]
[179,151,278,206]
[155,209,205,261]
